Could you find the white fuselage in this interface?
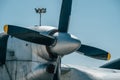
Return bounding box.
[61,65,120,80]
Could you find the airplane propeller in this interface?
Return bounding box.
[53,0,72,79]
[4,25,55,46]
[58,0,72,33]
[53,56,61,80]
[3,0,111,80]
[77,44,111,60]
[55,0,111,79]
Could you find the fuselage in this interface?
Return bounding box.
[61,65,120,80]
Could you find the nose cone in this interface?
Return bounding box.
[50,33,81,55]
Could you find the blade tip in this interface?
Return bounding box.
[107,52,111,60]
[4,25,8,33]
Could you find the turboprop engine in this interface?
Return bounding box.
[28,26,81,61]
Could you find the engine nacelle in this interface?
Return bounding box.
[30,26,81,61]
[26,63,55,80]
[30,26,58,61]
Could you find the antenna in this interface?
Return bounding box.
[35,8,46,26]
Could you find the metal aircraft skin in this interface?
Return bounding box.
[61,64,120,80]
[0,0,119,80]
[0,26,119,80]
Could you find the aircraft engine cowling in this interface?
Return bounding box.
[31,26,81,61]
[30,26,58,61]
[26,63,55,80]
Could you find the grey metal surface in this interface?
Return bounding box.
[50,32,81,56]
[6,37,32,61]
[26,63,54,80]
[61,65,120,80]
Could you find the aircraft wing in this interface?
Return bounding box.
[61,64,120,80]
[61,65,95,80]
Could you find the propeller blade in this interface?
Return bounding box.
[100,58,120,70]
[4,25,55,46]
[58,0,72,33]
[0,33,9,66]
[77,44,111,60]
[53,56,61,80]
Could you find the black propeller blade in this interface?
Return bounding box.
[77,44,111,60]
[54,0,72,79]
[58,0,72,33]
[4,25,55,46]
[53,56,61,80]
[100,58,120,70]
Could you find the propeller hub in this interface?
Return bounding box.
[49,32,81,56]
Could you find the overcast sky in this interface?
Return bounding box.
[0,0,120,67]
